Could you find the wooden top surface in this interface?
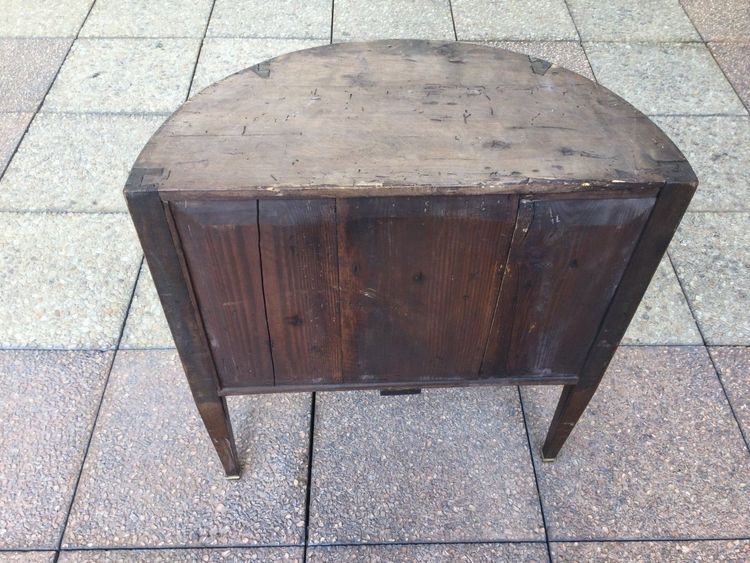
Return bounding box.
[128,40,696,198]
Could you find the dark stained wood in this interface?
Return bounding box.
[125,187,240,477]
[337,195,517,382]
[124,40,699,475]
[482,197,655,378]
[258,199,342,384]
[134,40,696,199]
[218,372,579,396]
[171,200,274,388]
[541,183,696,459]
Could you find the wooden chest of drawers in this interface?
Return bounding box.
[125,40,696,478]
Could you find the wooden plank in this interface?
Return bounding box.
[482,196,655,377]
[170,200,274,388]
[258,199,342,384]
[134,40,696,198]
[337,195,517,383]
[125,187,240,477]
[542,183,696,458]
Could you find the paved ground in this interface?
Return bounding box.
[0,0,748,561]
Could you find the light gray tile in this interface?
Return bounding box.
[709,42,750,110]
[0,351,111,549]
[622,256,701,345]
[59,547,304,562]
[308,388,544,544]
[552,540,750,561]
[333,0,454,42]
[0,553,55,563]
[681,0,750,41]
[190,38,327,96]
[567,0,700,41]
[523,347,750,540]
[0,213,142,348]
[0,112,33,175]
[44,39,200,113]
[478,41,594,80]
[308,543,550,562]
[0,0,92,37]
[81,0,213,38]
[669,213,750,345]
[585,42,747,116]
[652,116,750,211]
[62,350,310,548]
[452,0,578,40]
[0,39,71,112]
[710,347,750,447]
[207,0,331,39]
[0,113,165,212]
[120,263,173,349]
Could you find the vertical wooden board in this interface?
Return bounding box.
[171,200,274,388]
[259,199,342,384]
[337,195,517,383]
[482,197,655,377]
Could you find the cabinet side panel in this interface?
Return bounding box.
[482,197,655,377]
[337,195,517,383]
[171,200,274,388]
[259,199,342,384]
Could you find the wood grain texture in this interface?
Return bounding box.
[126,189,240,477]
[259,199,342,384]
[171,200,274,388]
[130,40,696,200]
[482,197,655,377]
[337,195,517,383]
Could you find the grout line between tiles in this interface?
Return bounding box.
[560,0,596,85]
[665,251,750,455]
[185,0,218,99]
[52,255,144,561]
[329,0,335,44]
[516,387,554,562]
[448,0,458,41]
[302,393,318,561]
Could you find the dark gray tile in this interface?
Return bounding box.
[669,213,750,345]
[0,351,112,549]
[523,347,750,540]
[652,116,750,211]
[552,540,750,561]
[333,0,454,42]
[585,42,746,115]
[59,547,303,562]
[709,42,750,110]
[62,350,311,548]
[478,41,594,80]
[710,346,750,447]
[681,0,750,41]
[308,543,550,562]
[0,112,33,176]
[308,387,544,544]
[0,38,71,111]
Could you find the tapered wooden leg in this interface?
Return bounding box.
[541,384,598,460]
[195,395,241,478]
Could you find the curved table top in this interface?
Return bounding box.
[128,40,696,199]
